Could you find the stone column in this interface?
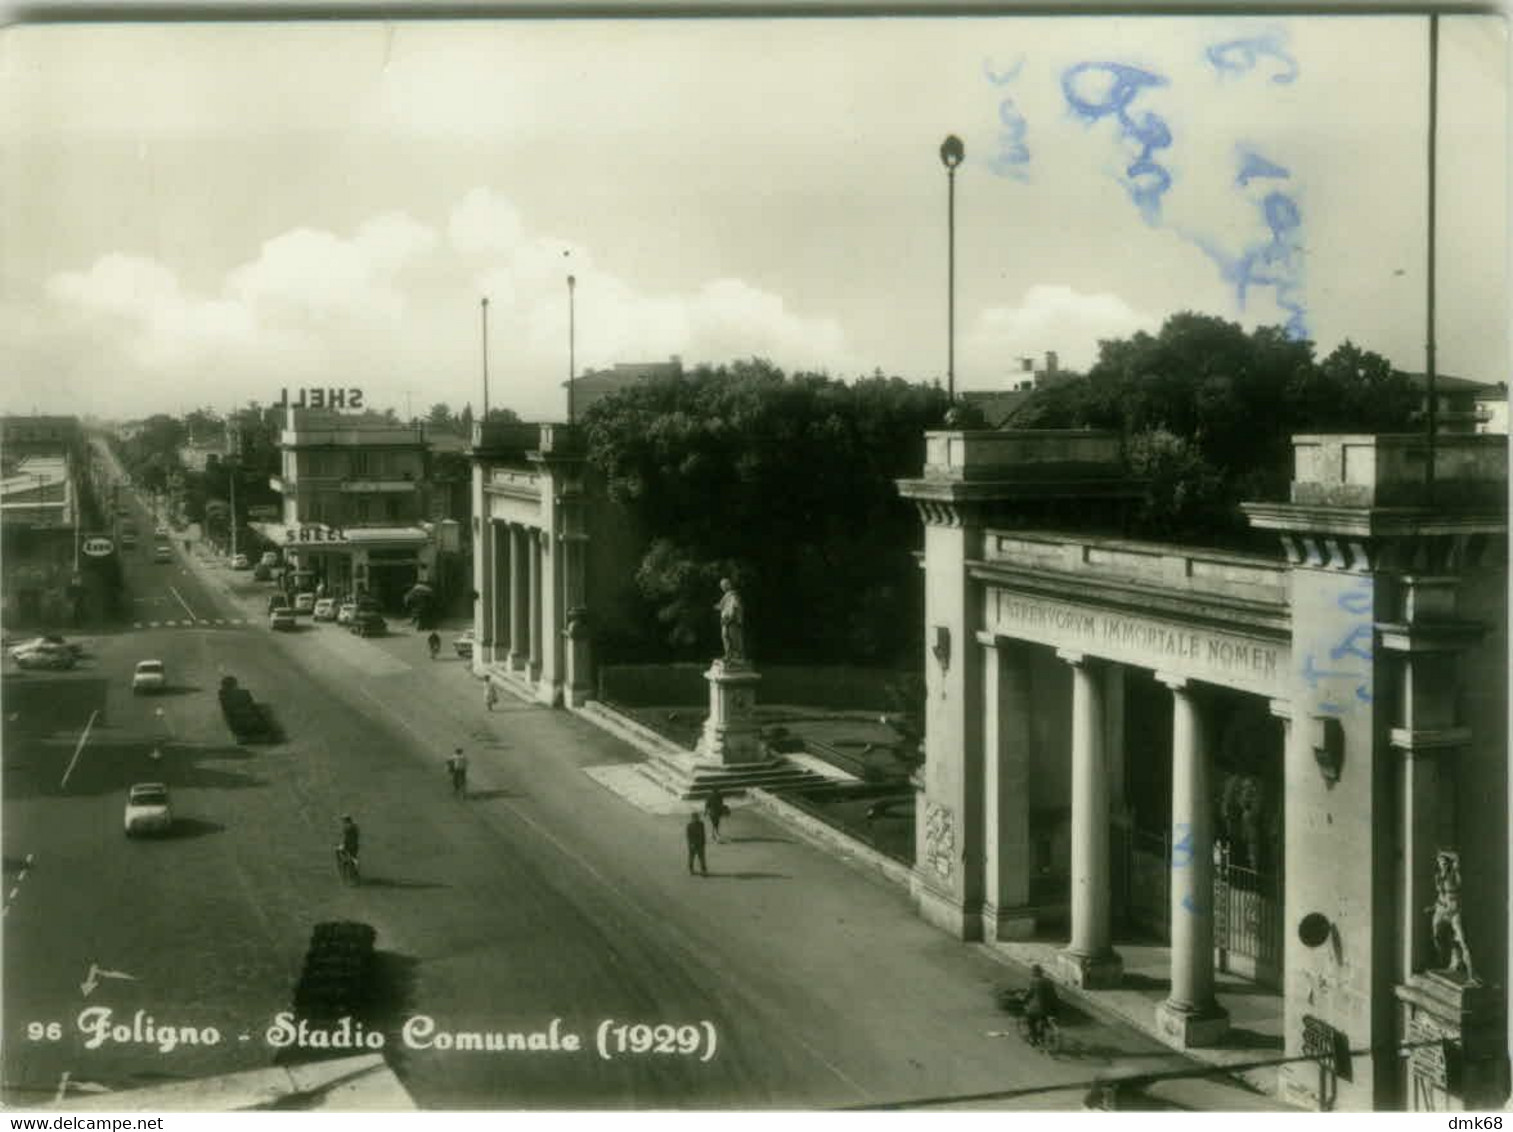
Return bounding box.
[1155,673,1229,1046]
[1057,649,1122,988]
[562,530,592,707]
[475,514,495,670]
[982,636,1034,940]
[490,521,509,666]
[527,529,542,680]
[509,525,528,670]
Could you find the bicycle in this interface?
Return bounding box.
[995,987,1062,1055]
[1018,1011,1062,1054]
[334,845,361,885]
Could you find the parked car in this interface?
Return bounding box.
[293,592,316,615]
[453,630,475,659]
[268,594,291,614]
[336,601,357,626]
[124,783,173,837]
[269,607,297,632]
[12,643,76,670]
[253,562,273,582]
[132,659,167,694]
[231,553,251,570]
[260,551,280,568]
[312,598,337,621]
[350,610,386,638]
[153,545,173,564]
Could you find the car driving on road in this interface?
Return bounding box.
[11,642,77,670]
[124,783,173,837]
[153,545,173,564]
[270,607,297,632]
[132,659,167,693]
[231,553,251,570]
[312,597,337,621]
[454,629,476,659]
[336,601,357,626]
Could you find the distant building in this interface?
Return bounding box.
[1,415,86,626]
[1403,372,1504,433]
[565,356,684,416]
[961,350,1070,428]
[1474,382,1508,435]
[258,408,435,611]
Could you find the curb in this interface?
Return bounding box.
[744,787,914,891]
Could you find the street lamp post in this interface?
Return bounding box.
[939,134,965,404]
[481,296,491,421]
[567,275,577,426]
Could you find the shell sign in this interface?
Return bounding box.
[82,536,115,558]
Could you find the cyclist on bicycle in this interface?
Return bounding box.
[1023,964,1059,1047]
[427,631,441,660]
[339,814,361,868]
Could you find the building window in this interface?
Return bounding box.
[385,496,401,522]
[352,451,371,476]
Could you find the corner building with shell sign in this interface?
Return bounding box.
[896,429,1507,1111]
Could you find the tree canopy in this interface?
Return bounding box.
[584,359,950,663]
[1015,313,1417,541]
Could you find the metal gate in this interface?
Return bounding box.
[1213,840,1282,987]
[1114,828,1281,986]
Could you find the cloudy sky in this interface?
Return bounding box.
[1,14,1506,421]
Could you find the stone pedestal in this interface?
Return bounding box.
[1056,947,1124,990]
[697,659,764,765]
[1396,971,1510,1111]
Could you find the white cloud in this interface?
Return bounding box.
[28,191,857,419]
[964,284,1159,382]
[448,188,524,257]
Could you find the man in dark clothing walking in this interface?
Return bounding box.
[1023,963,1060,1047]
[704,788,729,842]
[685,812,708,876]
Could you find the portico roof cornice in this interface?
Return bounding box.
[967,559,1291,640]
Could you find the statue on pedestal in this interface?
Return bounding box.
[1428,849,1478,984]
[715,578,745,662]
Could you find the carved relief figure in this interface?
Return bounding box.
[1428,850,1477,984]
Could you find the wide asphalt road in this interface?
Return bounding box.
[4,466,1262,1112]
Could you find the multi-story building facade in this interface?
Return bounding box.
[258,408,435,610]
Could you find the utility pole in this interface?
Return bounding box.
[1424,13,1440,495]
[567,275,577,426]
[229,463,238,561]
[481,297,491,421]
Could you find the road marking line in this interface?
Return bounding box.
[168,585,199,623]
[59,709,99,791]
[148,621,161,628]
[133,622,144,629]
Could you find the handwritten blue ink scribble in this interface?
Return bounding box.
[1190,151,1309,341]
[1236,150,1290,188]
[1061,61,1174,222]
[983,56,1026,85]
[1181,894,1207,914]
[1301,654,1364,690]
[1206,32,1299,85]
[1329,624,1374,663]
[1172,824,1194,868]
[1336,586,1374,616]
[984,56,1032,181]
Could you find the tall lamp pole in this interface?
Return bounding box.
[567,275,577,426]
[1425,14,1439,493]
[939,135,965,403]
[481,297,491,421]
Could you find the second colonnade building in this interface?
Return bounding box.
[468,422,592,708]
[897,429,1507,1112]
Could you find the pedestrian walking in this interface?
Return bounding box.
[704,788,729,842]
[685,812,708,876]
[427,630,441,660]
[485,680,500,712]
[445,748,469,798]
